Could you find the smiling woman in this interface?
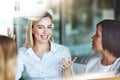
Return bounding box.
[15,11,76,80]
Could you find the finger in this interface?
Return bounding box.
[7,27,16,39]
[61,60,67,69]
[68,57,71,63]
[7,27,12,38]
[11,32,13,38]
[7,27,10,36]
[71,57,77,64]
[61,64,65,69]
[13,35,16,39]
[62,59,66,67]
[62,58,68,65]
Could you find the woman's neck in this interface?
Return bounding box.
[101,50,117,66]
[32,42,50,59]
[33,42,50,52]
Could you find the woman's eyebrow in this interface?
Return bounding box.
[37,25,44,27]
[48,24,52,26]
[36,24,52,27]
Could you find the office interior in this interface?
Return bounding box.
[0,0,120,64]
[0,0,120,79]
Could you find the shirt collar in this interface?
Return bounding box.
[50,41,56,54]
[25,41,57,54]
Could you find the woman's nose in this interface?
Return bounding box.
[91,35,95,39]
[43,28,48,34]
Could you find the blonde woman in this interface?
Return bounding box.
[0,35,17,80]
[16,11,76,80]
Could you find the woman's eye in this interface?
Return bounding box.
[95,32,99,36]
[95,33,98,36]
[48,26,52,29]
[38,26,43,29]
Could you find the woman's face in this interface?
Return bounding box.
[32,17,52,44]
[91,25,103,52]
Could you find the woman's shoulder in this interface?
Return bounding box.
[87,55,102,64]
[51,42,69,53]
[116,57,120,62]
[18,46,30,54]
[111,57,120,70]
[18,46,28,51]
[51,42,69,49]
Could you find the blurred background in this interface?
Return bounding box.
[0,0,120,64]
[0,0,120,79]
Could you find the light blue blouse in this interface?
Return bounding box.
[86,55,120,76]
[15,42,71,80]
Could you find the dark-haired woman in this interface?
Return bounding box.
[86,20,120,77]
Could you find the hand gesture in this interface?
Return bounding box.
[7,27,15,39]
[61,57,77,71]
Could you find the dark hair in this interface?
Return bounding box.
[97,20,120,58]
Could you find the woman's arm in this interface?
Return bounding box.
[61,57,77,77]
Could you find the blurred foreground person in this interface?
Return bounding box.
[0,35,17,80]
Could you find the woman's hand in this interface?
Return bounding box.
[61,57,77,71]
[7,27,15,39]
[61,57,77,78]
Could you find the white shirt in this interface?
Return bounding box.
[86,56,120,76]
[15,42,71,80]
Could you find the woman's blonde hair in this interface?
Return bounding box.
[25,11,54,48]
[0,35,17,80]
